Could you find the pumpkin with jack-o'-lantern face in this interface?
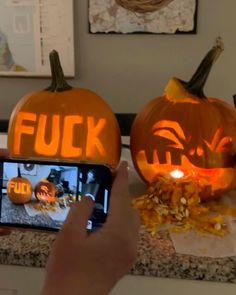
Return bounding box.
[130,39,236,200]
[34,179,57,203]
[7,51,121,168]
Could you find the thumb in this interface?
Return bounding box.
[62,196,94,238]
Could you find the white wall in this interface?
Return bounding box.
[0,0,236,119]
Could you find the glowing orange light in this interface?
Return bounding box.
[170,169,184,179]
[13,112,107,158]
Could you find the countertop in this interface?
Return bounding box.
[0,134,236,284]
[0,228,236,284]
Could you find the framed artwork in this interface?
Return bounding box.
[0,0,75,77]
[89,0,198,34]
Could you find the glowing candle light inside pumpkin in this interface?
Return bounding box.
[170,169,184,179]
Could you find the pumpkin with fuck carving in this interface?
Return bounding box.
[130,39,236,200]
[7,167,32,204]
[7,51,121,167]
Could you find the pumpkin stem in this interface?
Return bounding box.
[17,166,22,178]
[184,37,224,99]
[45,50,72,92]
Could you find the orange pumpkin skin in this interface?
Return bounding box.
[130,40,236,200]
[7,51,121,168]
[7,88,121,167]
[34,180,57,203]
[7,174,32,204]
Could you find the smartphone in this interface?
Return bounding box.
[0,158,113,232]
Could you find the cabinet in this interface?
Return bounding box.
[0,265,44,295]
[0,266,236,295]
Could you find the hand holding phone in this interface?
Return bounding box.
[42,162,140,295]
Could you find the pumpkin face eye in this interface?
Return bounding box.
[150,120,186,164]
[152,120,186,150]
[203,128,232,153]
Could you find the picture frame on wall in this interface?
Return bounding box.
[89,0,198,34]
[0,0,75,77]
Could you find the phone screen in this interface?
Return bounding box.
[0,160,112,231]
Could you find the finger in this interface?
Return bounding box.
[107,161,136,222]
[109,161,129,213]
[62,196,94,238]
[130,208,141,235]
[106,161,141,229]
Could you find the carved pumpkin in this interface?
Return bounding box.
[130,39,236,200]
[7,167,32,204]
[7,51,121,167]
[34,179,57,203]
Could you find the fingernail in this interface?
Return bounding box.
[84,194,95,202]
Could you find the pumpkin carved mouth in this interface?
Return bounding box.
[136,150,236,200]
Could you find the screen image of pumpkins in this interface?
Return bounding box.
[130,38,236,200]
[34,179,57,203]
[7,50,121,167]
[7,167,32,204]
